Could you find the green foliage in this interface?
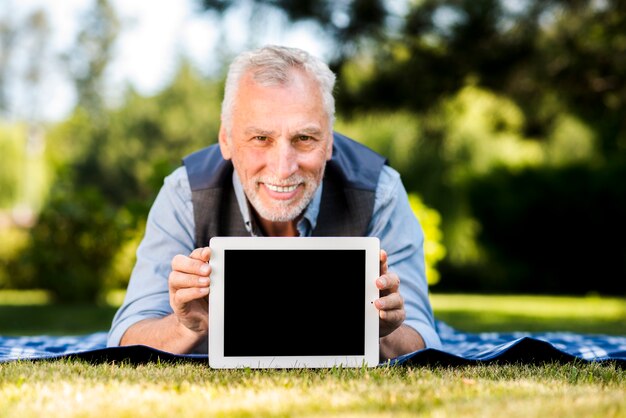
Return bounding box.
[335,85,625,295]
[408,194,446,285]
[336,111,422,174]
[335,113,446,284]
[439,85,543,182]
[424,86,544,266]
[544,114,600,167]
[329,0,626,158]
[0,289,51,305]
[8,178,131,303]
[336,87,543,267]
[103,219,144,291]
[64,0,120,117]
[0,124,25,208]
[3,62,224,302]
[0,227,29,288]
[466,161,626,295]
[199,0,387,60]
[4,0,624,298]
[46,61,222,209]
[330,0,625,292]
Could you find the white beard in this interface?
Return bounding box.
[243,170,324,223]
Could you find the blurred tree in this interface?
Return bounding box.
[197,0,625,157]
[54,61,223,209]
[8,62,224,302]
[408,193,446,285]
[343,0,625,157]
[7,0,625,298]
[467,162,626,295]
[62,0,120,118]
[196,0,626,294]
[10,180,130,302]
[520,1,626,152]
[0,124,24,208]
[0,5,52,122]
[20,10,51,216]
[22,10,50,123]
[0,4,18,115]
[198,0,387,62]
[0,6,52,226]
[336,87,543,267]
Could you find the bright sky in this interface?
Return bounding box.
[4,0,330,121]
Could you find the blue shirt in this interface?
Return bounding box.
[107,164,442,351]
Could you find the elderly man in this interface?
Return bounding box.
[108,45,441,360]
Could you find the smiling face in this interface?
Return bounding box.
[218,68,333,233]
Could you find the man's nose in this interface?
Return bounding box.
[272,140,298,179]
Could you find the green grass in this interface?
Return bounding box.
[0,305,118,335]
[431,293,626,335]
[0,289,53,305]
[0,289,117,335]
[1,290,623,336]
[0,360,624,417]
[0,291,624,417]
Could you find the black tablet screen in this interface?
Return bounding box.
[223,249,366,357]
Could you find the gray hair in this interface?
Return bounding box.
[221,45,336,136]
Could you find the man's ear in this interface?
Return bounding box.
[218,124,232,160]
[325,131,334,161]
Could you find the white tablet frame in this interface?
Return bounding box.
[208,236,380,369]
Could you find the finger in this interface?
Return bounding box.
[171,286,210,307]
[171,254,211,276]
[378,307,405,324]
[190,246,211,262]
[374,292,404,311]
[379,249,388,275]
[376,271,400,292]
[169,269,211,290]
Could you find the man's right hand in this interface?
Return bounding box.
[168,246,212,337]
[119,247,212,353]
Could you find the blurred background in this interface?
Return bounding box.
[0,0,625,306]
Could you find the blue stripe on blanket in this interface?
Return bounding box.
[1,321,624,366]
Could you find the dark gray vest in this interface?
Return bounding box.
[183,132,387,246]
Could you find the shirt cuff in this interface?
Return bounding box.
[107,314,158,348]
[404,319,442,351]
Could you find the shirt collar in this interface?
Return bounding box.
[231,170,323,237]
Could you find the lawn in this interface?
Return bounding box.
[431,293,626,335]
[0,290,118,335]
[1,290,624,336]
[0,291,624,417]
[0,360,624,417]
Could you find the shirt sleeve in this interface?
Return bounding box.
[368,165,442,350]
[107,167,196,347]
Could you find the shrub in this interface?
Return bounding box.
[466,162,626,295]
[408,193,446,285]
[9,179,130,303]
[0,124,25,209]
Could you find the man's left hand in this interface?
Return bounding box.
[375,249,406,338]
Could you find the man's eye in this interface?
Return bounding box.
[253,136,268,141]
[298,135,312,141]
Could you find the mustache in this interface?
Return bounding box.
[255,175,309,186]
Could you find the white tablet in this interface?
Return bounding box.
[208,236,380,369]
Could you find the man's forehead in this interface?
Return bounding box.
[243,125,325,136]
